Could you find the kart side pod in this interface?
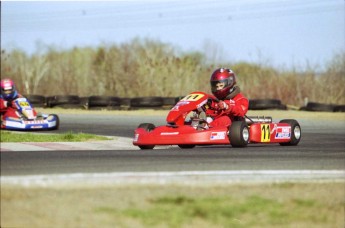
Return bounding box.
[248,119,301,146]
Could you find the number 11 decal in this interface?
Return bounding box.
[261,124,270,142]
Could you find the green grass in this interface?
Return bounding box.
[0,130,110,142]
[2,183,344,228]
[96,195,326,227]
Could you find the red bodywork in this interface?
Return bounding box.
[133,92,294,147]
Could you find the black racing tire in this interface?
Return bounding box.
[277,104,288,110]
[279,119,301,146]
[163,97,178,106]
[51,95,80,104]
[229,121,249,147]
[333,105,345,112]
[120,98,131,106]
[178,144,196,149]
[249,99,283,110]
[137,123,156,150]
[299,106,307,111]
[88,96,122,107]
[48,95,81,108]
[130,97,164,108]
[79,97,89,109]
[305,102,334,112]
[49,114,60,130]
[45,96,54,108]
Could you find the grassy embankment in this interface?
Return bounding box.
[1,183,344,228]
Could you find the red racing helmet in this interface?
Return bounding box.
[210,68,236,99]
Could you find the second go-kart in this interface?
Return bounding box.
[133,91,301,149]
[1,97,59,130]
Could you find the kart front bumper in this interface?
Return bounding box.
[133,125,230,146]
[2,116,58,130]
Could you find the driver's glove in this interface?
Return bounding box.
[207,98,219,110]
[218,101,229,110]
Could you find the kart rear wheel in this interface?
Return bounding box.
[178,144,195,149]
[138,123,156,150]
[279,119,301,146]
[229,121,249,147]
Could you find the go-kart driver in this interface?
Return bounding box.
[0,78,24,115]
[206,68,249,127]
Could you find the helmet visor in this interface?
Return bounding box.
[211,79,229,92]
[3,89,13,94]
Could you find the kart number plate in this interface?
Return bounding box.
[261,124,270,142]
[181,93,205,101]
[19,101,30,107]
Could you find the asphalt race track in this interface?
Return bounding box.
[1,112,345,176]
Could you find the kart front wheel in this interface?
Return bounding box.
[49,114,60,130]
[138,123,156,150]
[279,119,301,146]
[229,121,249,147]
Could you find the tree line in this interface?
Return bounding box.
[1,38,344,107]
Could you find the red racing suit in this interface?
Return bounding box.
[206,87,249,128]
[0,94,23,118]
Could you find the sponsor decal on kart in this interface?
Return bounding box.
[171,101,190,111]
[210,131,227,140]
[160,132,179,135]
[24,120,45,124]
[275,126,291,139]
[30,125,43,129]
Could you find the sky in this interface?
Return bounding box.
[1,0,344,70]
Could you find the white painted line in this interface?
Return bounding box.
[2,170,344,187]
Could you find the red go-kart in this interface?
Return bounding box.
[133,91,301,149]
